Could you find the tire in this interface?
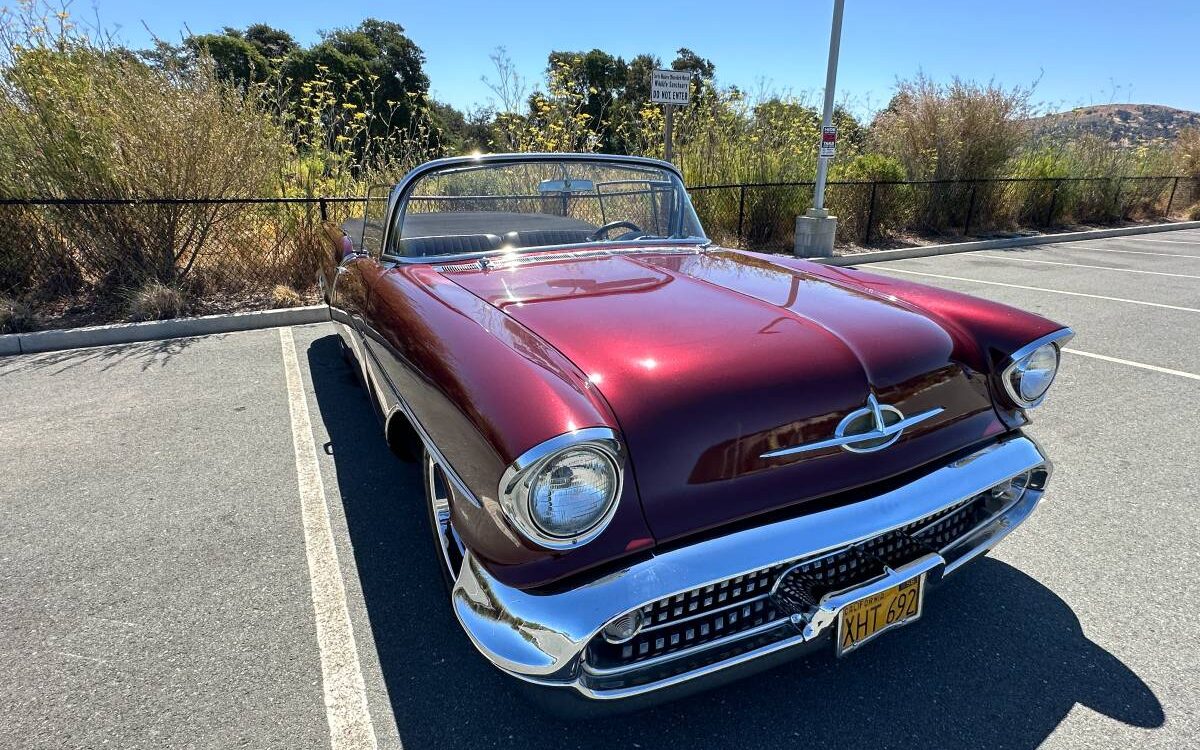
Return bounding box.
[422,449,464,592]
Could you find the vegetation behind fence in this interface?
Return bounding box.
[2,174,1196,333]
[693,174,1199,251]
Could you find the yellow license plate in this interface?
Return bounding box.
[836,574,925,656]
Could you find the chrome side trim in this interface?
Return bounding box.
[761,395,944,459]
[451,434,1049,687]
[999,327,1075,409]
[356,334,483,508]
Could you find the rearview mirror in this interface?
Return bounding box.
[538,178,596,194]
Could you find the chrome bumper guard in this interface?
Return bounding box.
[451,434,1051,700]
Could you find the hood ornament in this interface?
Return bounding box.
[760,394,943,459]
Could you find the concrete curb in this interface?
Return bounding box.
[0,304,330,356]
[812,220,1200,266]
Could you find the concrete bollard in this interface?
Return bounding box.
[794,210,838,257]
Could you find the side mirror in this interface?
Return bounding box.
[338,235,355,262]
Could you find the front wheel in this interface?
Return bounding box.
[423,449,465,591]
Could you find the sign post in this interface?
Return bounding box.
[795,0,846,257]
[651,69,692,162]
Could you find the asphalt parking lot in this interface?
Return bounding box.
[2,230,1198,749]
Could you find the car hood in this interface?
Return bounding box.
[445,248,1007,543]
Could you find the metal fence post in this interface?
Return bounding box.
[737,185,746,243]
[1111,177,1124,220]
[1165,176,1180,218]
[863,181,879,245]
[963,181,978,236]
[318,197,328,222]
[1045,180,1060,226]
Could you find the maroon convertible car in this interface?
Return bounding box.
[322,153,1072,709]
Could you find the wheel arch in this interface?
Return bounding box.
[384,407,423,463]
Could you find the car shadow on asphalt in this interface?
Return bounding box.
[305,333,1164,750]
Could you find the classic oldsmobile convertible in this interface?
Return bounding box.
[322,153,1071,709]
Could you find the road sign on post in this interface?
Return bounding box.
[819,126,837,158]
[652,69,692,162]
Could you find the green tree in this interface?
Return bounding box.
[185,30,271,86]
[282,19,430,140]
[545,49,628,151]
[244,24,296,61]
[671,48,715,79]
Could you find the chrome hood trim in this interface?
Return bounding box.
[760,394,945,459]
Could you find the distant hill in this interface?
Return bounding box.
[1028,104,1200,147]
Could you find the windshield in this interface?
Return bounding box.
[390,158,707,258]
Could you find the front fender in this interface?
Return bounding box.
[363,263,656,589]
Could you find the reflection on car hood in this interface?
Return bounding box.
[444,247,1006,544]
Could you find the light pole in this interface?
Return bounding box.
[795,0,845,257]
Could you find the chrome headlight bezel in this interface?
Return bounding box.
[498,427,624,550]
[1000,329,1074,409]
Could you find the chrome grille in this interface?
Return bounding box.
[584,488,1005,680]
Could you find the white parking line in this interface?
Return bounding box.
[972,254,1200,279]
[1054,244,1200,259]
[874,267,1200,313]
[280,328,378,750]
[1120,236,1200,245]
[1064,348,1200,382]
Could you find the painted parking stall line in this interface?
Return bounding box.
[1063,348,1200,382]
[1120,236,1200,245]
[1058,245,1200,259]
[280,327,378,750]
[873,267,1200,313]
[971,254,1200,280]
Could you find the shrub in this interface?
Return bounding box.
[870,74,1033,231]
[127,281,187,321]
[0,5,289,300]
[270,284,304,308]
[1174,128,1200,179]
[0,296,37,333]
[830,153,909,242]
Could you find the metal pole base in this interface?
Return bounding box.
[794,210,838,257]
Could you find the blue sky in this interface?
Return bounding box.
[93,0,1198,116]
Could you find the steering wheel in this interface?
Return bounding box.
[588,220,644,241]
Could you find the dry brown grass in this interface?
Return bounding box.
[0,296,37,333]
[1177,128,1200,179]
[270,284,304,308]
[127,281,188,322]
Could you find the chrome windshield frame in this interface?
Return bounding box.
[379,153,708,264]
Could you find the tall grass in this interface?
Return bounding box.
[0,5,288,306]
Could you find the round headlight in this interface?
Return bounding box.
[1005,342,1060,406]
[528,447,619,538]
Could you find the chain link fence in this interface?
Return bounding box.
[0,196,362,329]
[689,175,1198,252]
[1,176,1197,331]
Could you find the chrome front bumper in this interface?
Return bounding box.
[451,434,1051,702]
